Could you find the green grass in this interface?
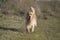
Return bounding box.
[0,15,60,40]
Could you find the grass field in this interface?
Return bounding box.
[0,15,60,40]
[0,1,60,40]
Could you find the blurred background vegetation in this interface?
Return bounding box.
[0,0,60,16]
[0,0,60,18]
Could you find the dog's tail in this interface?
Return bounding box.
[30,7,35,14]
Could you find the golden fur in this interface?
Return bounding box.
[26,7,37,32]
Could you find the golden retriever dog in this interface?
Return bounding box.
[26,7,37,32]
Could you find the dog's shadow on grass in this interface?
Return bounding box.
[0,27,20,32]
